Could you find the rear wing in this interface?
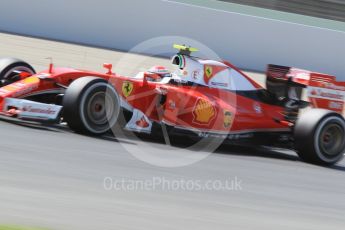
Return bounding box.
[266,64,345,115]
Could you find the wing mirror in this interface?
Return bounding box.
[103,63,113,75]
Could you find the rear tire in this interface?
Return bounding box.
[63,77,120,135]
[294,109,345,165]
[0,58,35,86]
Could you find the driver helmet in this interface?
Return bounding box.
[145,66,171,81]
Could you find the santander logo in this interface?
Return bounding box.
[22,106,57,115]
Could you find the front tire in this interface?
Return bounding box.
[294,109,345,165]
[63,77,120,135]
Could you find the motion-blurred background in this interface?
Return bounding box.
[222,0,345,21]
[1,0,344,78]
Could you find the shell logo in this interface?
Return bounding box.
[192,98,216,125]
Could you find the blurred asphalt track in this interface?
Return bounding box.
[0,32,344,230]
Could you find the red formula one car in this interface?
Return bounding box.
[0,45,344,165]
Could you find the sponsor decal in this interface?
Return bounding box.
[308,87,344,101]
[198,132,253,140]
[156,69,167,73]
[227,133,253,140]
[203,65,229,84]
[4,98,62,120]
[193,98,216,125]
[329,101,343,110]
[192,70,200,80]
[268,71,286,80]
[122,81,133,97]
[0,77,39,97]
[125,109,152,133]
[223,110,233,128]
[322,82,345,91]
[319,91,343,100]
[12,85,38,97]
[205,65,213,79]
[22,106,57,115]
[136,116,149,128]
[211,82,229,88]
[1,85,38,98]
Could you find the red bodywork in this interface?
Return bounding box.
[0,61,343,136]
[267,64,345,114]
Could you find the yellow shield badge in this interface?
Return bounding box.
[205,65,213,79]
[223,110,233,128]
[122,81,133,97]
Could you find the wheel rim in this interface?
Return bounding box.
[319,123,345,156]
[86,91,115,129]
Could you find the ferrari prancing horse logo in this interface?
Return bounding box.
[205,65,213,79]
[122,81,133,97]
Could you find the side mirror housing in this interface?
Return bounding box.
[103,63,113,74]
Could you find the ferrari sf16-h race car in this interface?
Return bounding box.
[0,44,344,165]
